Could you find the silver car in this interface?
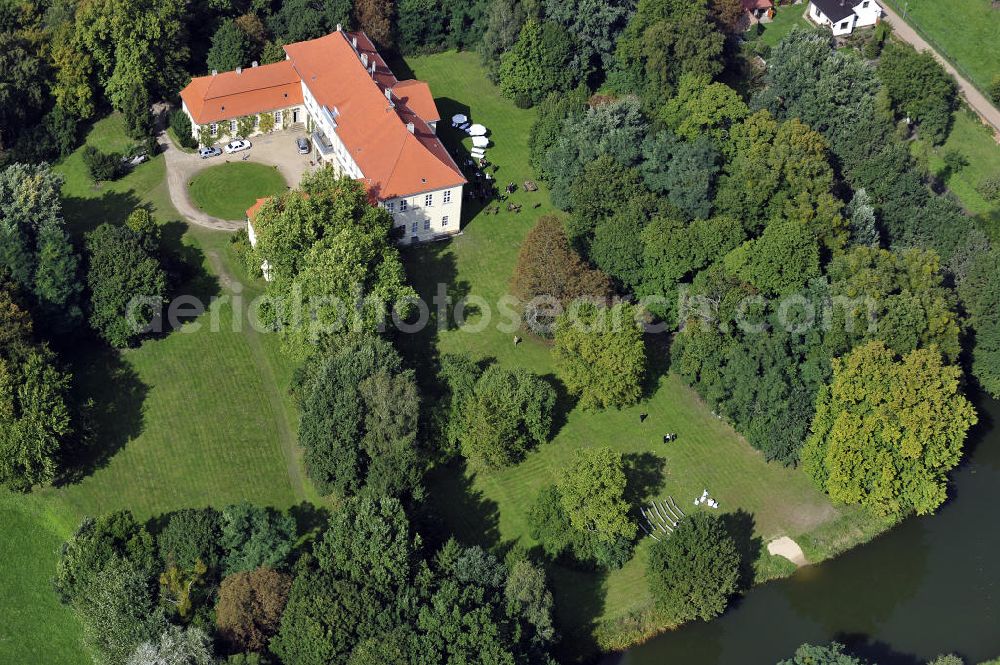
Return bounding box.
[296,137,310,154]
[198,146,222,159]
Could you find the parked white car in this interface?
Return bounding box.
[199,146,222,159]
[224,139,251,154]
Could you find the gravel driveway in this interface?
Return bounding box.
[160,128,315,231]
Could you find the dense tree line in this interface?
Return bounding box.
[522,26,987,515]
[0,163,172,491]
[55,499,559,664]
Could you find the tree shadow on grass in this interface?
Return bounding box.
[549,563,609,664]
[158,219,222,309]
[623,452,667,506]
[62,189,142,238]
[640,328,673,400]
[720,509,763,592]
[539,372,577,442]
[55,341,149,485]
[395,241,470,386]
[417,458,501,553]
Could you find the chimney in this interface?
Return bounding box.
[352,36,358,49]
[361,53,368,68]
[251,61,258,67]
[406,122,414,134]
[385,88,392,101]
[236,66,242,75]
[211,69,217,76]
[336,23,342,31]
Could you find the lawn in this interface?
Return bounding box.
[880,0,1000,97]
[0,115,315,663]
[911,106,1000,236]
[749,3,814,48]
[400,50,869,659]
[0,492,86,665]
[188,161,288,220]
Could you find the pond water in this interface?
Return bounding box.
[608,397,1000,665]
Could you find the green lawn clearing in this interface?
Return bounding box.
[188,161,288,220]
[749,4,813,48]
[0,115,315,663]
[911,106,1000,237]
[880,0,1000,97]
[0,492,86,665]
[400,50,871,660]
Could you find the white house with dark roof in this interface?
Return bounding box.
[808,0,882,36]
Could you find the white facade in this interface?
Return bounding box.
[381,186,464,243]
[808,0,881,36]
[182,100,307,143]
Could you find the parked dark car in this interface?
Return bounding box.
[297,137,310,154]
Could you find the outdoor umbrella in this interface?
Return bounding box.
[472,135,489,148]
[451,113,468,123]
[468,123,487,136]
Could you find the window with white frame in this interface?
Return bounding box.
[230,120,237,133]
[423,218,430,230]
[254,115,260,127]
[442,215,449,227]
[411,221,418,233]
[400,199,408,212]
[385,201,395,213]
[443,189,451,204]
[424,193,433,207]
[210,123,218,136]
[275,110,283,124]
[840,20,849,28]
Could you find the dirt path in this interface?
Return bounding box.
[205,250,307,501]
[768,536,808,567]
[879,4,1000,139]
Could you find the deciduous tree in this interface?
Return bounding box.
[511,215,613,328]
[647,511,740,622]
[459,365,555,469]
[216,567,292,652]
[84,223,167,348]
[207,19,252,73]
[802,341,976,517]
[557,447,636,543]
[553,302,646,409]
[498,20,575,107]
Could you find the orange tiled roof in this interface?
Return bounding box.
[283,31,464,200]
[183,31,464,202]
[391,80,440,123]
[181,61,303,125]
[246,197,270,221]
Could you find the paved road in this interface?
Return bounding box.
[879,3,1000,139]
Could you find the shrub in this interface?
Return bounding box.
[990,75,1000,106]
[977,174,1000,202]
[81,146,123,181]
[169,110,198,149]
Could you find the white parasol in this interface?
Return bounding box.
[468,123,487,136]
